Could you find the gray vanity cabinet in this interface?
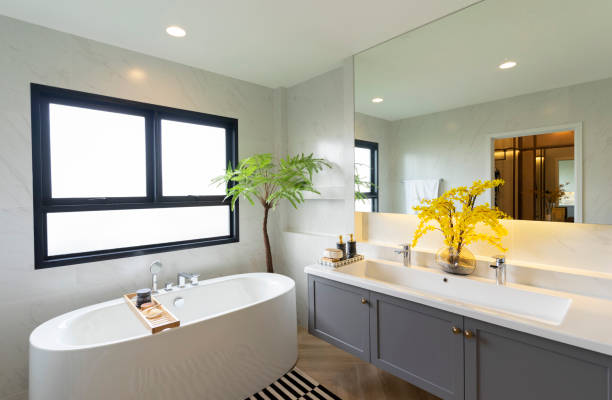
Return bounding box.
[307,275,371,361]
[307,274,612,400]
[463,317,612,400]
[370,292,464,400]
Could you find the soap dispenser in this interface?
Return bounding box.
[347,233,357,259]
[336,235,347,260]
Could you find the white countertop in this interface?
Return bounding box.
[305,259,612,357]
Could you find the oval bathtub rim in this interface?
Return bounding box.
[29,272,295,352]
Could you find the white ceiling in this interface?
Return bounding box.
[0,0,479,88]
[356,0,612,121]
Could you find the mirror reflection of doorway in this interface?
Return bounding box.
[494,130,575,222]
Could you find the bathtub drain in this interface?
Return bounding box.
[173,297,185,308]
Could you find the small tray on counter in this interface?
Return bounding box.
[318,254,364,268]
[123,293,180,334]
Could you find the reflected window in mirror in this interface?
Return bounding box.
[493,130,576,223]
[355,139,379,212]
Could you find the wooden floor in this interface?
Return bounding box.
[296,327,440,400]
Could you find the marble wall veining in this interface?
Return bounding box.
[0,16,280,400]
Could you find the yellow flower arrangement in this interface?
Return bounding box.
[411,179,509,255]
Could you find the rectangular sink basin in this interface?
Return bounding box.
[337,260,571,325]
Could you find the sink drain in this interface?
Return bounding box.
[173,297,185,308]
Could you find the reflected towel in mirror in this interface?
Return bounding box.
[403,179,441,214]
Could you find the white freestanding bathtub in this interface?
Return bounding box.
[29,273,297,400]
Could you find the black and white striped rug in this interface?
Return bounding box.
[245,367,341,400]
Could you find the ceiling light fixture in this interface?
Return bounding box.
[166,26,186,37]
[372,97,384,103]
[128,68,146,81]
[498,60,517,70]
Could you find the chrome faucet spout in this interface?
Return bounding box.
[490,255,506,285]
[394,244,411,266]
[177,272,200,287]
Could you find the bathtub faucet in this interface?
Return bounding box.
[177,272,200,288]
[149,260,162,294]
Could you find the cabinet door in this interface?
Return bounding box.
[464,317,612,400]
[308,275,370,361]
[370,293,464,400]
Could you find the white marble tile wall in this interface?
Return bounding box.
[284,63,355,235]
[0,16,281,400]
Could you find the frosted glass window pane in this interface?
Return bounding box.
[161,119,226,196]
[355,147,371,192]
[355,199,373,212]
[47,206,229,255]
[49,104,146,198]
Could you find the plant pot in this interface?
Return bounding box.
[436,246,476,275]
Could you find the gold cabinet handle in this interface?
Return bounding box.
[464,330,475,339]
[451,326,462,335]
[361,297,368,304]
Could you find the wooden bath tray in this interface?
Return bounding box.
[318,254,364,268]
[123,293,180,334]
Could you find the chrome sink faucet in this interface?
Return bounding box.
[490,255,506,285]
[177,272,200,288]
[394,244,411,266]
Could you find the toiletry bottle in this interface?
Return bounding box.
[336,235,347,260]
[136,288,152,308]
[347,233,357,259]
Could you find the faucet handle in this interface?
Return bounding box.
[493,255,506,266]
[149,261,162,293]
[190,274,200,285]
[492,255,507,286]
[395,243,411,253]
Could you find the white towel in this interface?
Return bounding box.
[403,179,441,214]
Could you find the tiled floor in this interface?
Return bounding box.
[296,327,441,400]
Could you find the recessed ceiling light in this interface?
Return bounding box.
[166,26,186,37]
[128,68,146,81]
[499,60,517,70]
[372,97,384,103]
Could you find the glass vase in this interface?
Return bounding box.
[436,246,476,275]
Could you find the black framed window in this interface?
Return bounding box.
[31,84,238,269]
[354,139,379,212]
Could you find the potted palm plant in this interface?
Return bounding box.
[214,153,331,273]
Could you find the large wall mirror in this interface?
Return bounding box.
[354,0,612,225]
